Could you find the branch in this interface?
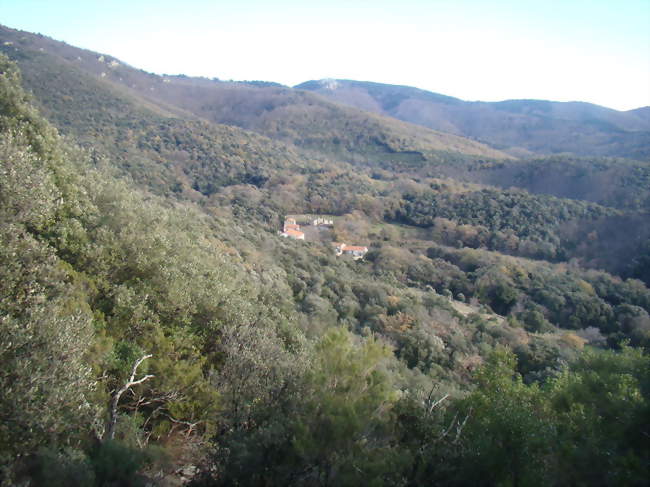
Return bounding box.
[127,354,154,385]
[453,408,472,444]
[438,412,459,442]
[106,354,154,441]
[428,393,449,415]
[163,413,202,438]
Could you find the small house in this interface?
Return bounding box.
[281,229,305,240]
[331,242,368,259]
[312,217,334,226]
[284,223,301,232]
[342,245,368,259]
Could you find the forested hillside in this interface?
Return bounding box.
[0,25,509,169]
[1,24,649,487]
[297,79,650,160]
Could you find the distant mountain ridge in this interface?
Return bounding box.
[0,24,509,167]
[295,79,650,159]
[3,23,647,161]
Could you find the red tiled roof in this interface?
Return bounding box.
[284,229,304,238]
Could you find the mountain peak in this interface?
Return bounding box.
[319,78,340,90]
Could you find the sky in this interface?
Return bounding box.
[2,0,649,110]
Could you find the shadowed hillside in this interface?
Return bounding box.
[0,24,509,170]
[296,79,650,160]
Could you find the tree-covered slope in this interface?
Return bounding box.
[297,78,650,160]
[1,27,649,485]
[0,24,510,169]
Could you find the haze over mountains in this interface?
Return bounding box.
[2,23,649,164]
[0,24,508,165]
[297,79,650,159]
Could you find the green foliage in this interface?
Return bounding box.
[2,40,650,486]
[214,320,307,432]
[0,54,302,482]
[293,328,396,478]
[0,131,59,231]
[455,348,557,486]
[26,448,96,487]
[630,238,650,285]
[492,155,650,210]
[0,53,61,163]
[397,187,615,260]
[208,328,401,486]
[424,346,650,486]
[549,346,650,485]
[89,440,152,487]
[0,191,96,481]
[418,244,650,344]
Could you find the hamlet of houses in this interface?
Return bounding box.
[280,217,368,259]
[280,218,305,240]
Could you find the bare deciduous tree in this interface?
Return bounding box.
[106,354,154,441]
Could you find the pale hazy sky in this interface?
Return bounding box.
[2,0,649,110]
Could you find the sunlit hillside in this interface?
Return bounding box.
[1,22,649,486]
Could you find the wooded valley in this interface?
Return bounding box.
[0,24,649,486]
